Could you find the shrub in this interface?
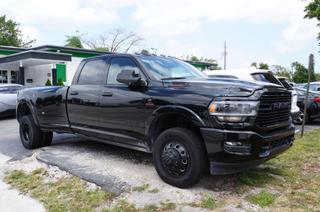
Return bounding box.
[45,79,52,86]
[57,78,64,86]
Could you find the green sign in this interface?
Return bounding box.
[56,64,66,82]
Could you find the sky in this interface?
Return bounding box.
[0,0,319,71]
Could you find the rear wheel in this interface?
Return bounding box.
[153,127,207,188]
[19,115,53,149]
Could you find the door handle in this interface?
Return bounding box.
[70,91,79,95]
[102,92,113,97]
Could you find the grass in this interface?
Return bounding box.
[200,196,216,209]
[159,201,176,210]
[132,183,150,192]
[234,129,320,210]
[5,129,320,211]
[148,188,160,193]
[132,184,160,193]
[5,168,114,212]
[104,199,176,212]
[105,199,138,212]
[247,190,276,207]
[189,195,216,210]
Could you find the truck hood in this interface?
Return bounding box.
[162,77,282,97]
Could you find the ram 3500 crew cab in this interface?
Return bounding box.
[17,53,295,187]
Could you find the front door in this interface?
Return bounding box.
[99,57,149,148]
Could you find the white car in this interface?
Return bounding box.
[303,82,320,92]
[204,68,300,122]
[0,84,23,118]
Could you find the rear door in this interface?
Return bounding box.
[67,58,108,135]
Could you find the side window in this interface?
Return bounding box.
[107,58,141,85]
[78,60,107,85]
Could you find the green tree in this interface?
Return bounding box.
[250,62,258,68]
[190,55,200,62]
[250,62,269,70]
[65,35,83,48]
[292,62,316,83]
[258,63,269,70]
[304,0,320,45]
[315,73,320,81]
[271,65,292,80]
[0,15,35,47]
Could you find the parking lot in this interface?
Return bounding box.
[1,117,319,211]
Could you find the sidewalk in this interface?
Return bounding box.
[0,153,44,212]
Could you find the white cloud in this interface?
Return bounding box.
[20,25,41,43]
[277,19,318,53]
[0,0,135,30]
[0,0,317,68]
[133,0,311,36]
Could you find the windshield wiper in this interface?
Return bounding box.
[161,77,186,80]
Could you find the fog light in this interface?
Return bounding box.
[225,141,243,146]
[224,141,252,155]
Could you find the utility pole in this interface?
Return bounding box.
[301,54,314,138]
[223,41,227,70]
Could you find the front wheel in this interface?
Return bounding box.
[19,115,53,149]
[153,127,207,188]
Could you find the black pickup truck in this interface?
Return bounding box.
[17,52,295,187]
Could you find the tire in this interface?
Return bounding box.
[153,127,207,188]
[294,111,304,125]
[19,115,52,149]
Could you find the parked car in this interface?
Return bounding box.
[295,83,306,88]
[0,84,23,118]
[17,53,294,188]
[203,68,280,84]
[295,87,320,123]
[276,77,300,123]
[303,82,320,92]
[204,69,300,123]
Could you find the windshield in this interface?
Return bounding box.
[137,55,206,80]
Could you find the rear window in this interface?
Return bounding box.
[251,73,281,85]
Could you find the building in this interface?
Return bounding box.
[0,45,106,86]
[185,60,220,71]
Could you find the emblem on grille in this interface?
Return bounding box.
[271,102,290,110]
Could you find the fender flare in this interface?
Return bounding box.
[17,99,40,126]
[145,105,206,146]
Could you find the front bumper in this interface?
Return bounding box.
[200,124,295,175]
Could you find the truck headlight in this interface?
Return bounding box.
[209,101,259,122]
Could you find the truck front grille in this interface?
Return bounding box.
[256,91,291,128]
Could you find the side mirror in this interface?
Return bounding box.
[116,69,144,86]
[317,87,320,91]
